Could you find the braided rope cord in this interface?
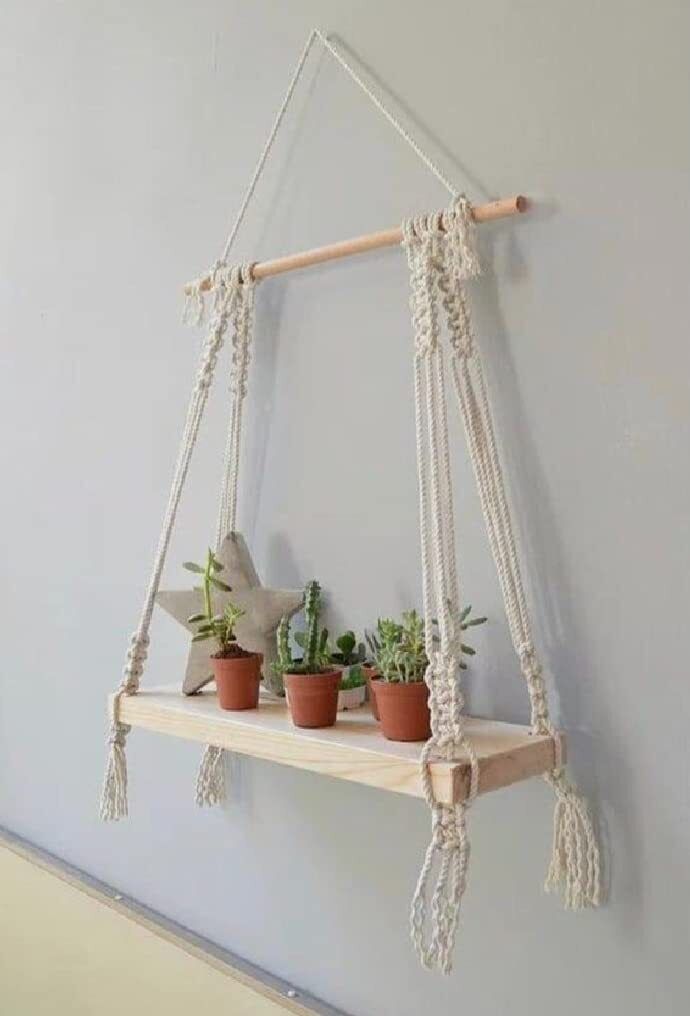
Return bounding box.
[403,214,479,974]
[403,198,601,970]
[440,201,601,910]
[196,264,257,808]
[99,269,250,821]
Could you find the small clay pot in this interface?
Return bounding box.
[372,680,431,741]
[284,670,341,728]
[212,653,262,710]
[362,665,380,720]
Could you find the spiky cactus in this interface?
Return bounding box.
[303,580,322,672]
[275,615,292,673]
[273,579,330,676]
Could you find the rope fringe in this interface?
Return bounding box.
[544,770,601,908]
[99,711,130,821]
[196,745,227,807]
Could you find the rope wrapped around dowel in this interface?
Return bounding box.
[100,265,253,821]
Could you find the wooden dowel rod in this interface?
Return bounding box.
[187,195,527,292]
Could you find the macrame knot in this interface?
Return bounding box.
[108,721,131,748]
[122,632,149,691]
[431,805,462,851]
[443,196,482,282]
[519,644,551,732]
[182,281,206,326]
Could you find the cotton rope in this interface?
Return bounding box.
[403,211,480,974]
[402,198,600,969]
[100,266,253,820]
[196,264,256,808]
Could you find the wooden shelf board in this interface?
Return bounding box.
[116,686,560,806]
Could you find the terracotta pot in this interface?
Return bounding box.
[372,680,431,741]
[211,653,262,710]
[284,670,341,728]
[362,665,380,720]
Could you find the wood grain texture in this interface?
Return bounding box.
[115,686,560,805]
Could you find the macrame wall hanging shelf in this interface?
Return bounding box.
[101,28,602,975]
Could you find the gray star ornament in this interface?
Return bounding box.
[156,532,303,695]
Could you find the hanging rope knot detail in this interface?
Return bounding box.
[431,805,462,851]
[122,631,149,690]
[108,722,131,748]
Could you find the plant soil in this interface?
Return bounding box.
[212,643,253,659]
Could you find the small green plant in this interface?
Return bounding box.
[330,630,365,666]
[339,663,366,690]
[366,606,487,682]
[274,580,331,675]
[190,601,246,655]
[184,548,246,657]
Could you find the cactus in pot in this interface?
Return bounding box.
[276,580,341,729]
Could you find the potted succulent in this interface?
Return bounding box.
[364,626,386,720]
[184,549,262,711]
[275,580,341,728]
[329,630,367,710]
[291,626,367,710]
[370,606,487,741]
[337,662,367,710]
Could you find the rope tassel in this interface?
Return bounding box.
[544,771,601,909]
[99,721,130,821]
[410,802,472,974]
[196,745,226,808]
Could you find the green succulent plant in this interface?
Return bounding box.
[331,630,365,666]
[183,548,245,656]
[366,605,487,683]
[339,663,366,690]
[274,580,332,676]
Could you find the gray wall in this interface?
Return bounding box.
[1,2,689,1013]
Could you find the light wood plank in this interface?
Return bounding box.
[116,687,560,805]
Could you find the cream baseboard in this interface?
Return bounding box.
[0,827,345,1016]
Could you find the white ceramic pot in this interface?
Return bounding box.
[337,684,366,711]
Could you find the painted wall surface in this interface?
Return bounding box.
[1,2,689,1014]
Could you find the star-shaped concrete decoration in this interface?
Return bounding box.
[156,532,303,696]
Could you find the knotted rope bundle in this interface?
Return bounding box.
[402,199,601,971]
[194,263,257,809]
[100,264,255,821]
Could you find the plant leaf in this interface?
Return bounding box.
[183,562,204,574]
[187,612,206,623]
[464,616,487,627]
[209,576,232,591]
[460,643,476,655]
[459,605,472,622]
[192,632,212,642]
